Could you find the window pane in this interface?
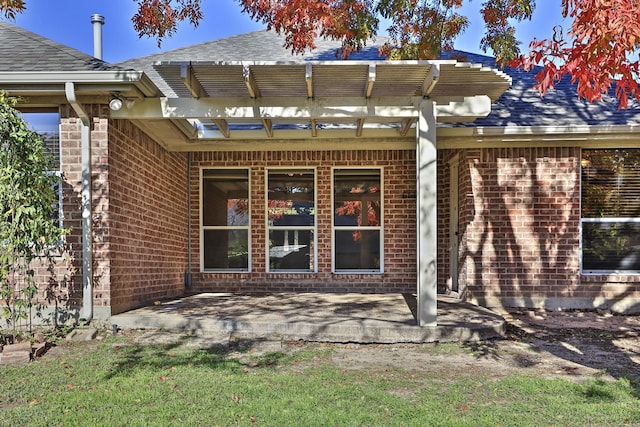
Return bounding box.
[21,112,60,167]
[21,112,61,229]
[268,170,314,226]
[334,169,381,226]
[203,229,248,270]
[582,222,640,271]
[269,230,314,271]
[582,149,640,218]
[335,230,380,271]
[202,170,249,226]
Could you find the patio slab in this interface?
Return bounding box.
[110,293,505,343]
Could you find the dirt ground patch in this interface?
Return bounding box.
[328,309,640,383]
[39,309,640,385]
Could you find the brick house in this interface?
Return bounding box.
[1,21,639,327]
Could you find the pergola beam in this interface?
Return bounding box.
[400,118,416,136]
[422,64,440,97]
[180,64,206,99]
[262,118,274,137]
[365,64,376,98]
[111,95,491,121]
[243,65,261,98]
[213,119,230,138]
[306,63,313,98]
[356,118,365,137]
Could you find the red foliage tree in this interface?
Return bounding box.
[132,0,203,46]
[3,0,639,107]
[511,0,640,108]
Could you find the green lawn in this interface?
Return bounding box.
[1,334,638,427]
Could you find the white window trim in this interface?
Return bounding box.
[200,167,251,273]
[265,167,317,273]
[331,166,384,274]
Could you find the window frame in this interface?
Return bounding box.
[200,167,251,273]
[331,166,384,274]
[580,148,640,275]
[265,167,317,273]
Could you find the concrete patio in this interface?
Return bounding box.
[110,293,506,343]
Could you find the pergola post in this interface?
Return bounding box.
[416,100,437,326]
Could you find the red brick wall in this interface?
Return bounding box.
[190,150,417,293]
[28,106,111,322]
[446,146,640,313]
[31,111,189,318]
[107,120,189,314]
[457,147,582,307]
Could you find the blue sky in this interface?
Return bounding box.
[12,0,567,63]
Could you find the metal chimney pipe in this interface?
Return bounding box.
[91,14,105,60]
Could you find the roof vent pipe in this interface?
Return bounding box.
[91,14,105,60]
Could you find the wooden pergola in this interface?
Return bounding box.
[111,60,512,326]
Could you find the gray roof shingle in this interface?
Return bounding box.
[457,52,640,127]
[0,21,127,72]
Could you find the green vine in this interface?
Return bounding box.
[0,92,68,333]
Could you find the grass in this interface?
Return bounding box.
[0,333,639,427]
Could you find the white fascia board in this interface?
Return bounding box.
[437,124,640,149]
[0,71,159,97]
[439,124,640,138]
[154,59,459,67]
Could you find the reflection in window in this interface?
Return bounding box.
[581,149,640,272]
[202,169,249,271]
[267,170,315,272]
[333,168,382,272]
[21,111,61,227]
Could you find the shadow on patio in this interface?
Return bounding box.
[111,293,505,343]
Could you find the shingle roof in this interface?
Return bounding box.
[457,52,640,127]
[0,21,127,72]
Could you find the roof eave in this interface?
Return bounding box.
[0,71,160,98]
[438,124,640,148]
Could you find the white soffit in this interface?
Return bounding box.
[111,60,511,144]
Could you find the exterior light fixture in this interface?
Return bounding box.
[109,94,123,111]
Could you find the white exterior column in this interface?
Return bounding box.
[416,100,437,326]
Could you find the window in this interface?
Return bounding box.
[201,169,250,271]
[581,149,640,272]
[267,169,316,272]
[333,168,382,272]
[21,112,62,227]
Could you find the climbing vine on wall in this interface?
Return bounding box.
[0,93,68,332]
